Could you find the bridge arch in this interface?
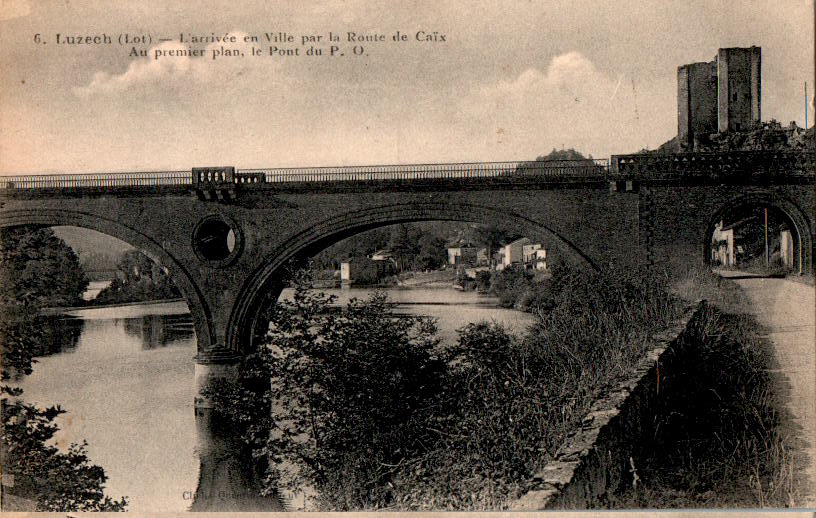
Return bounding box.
[703,192,813,275]
[0,209,214,348]
[227,201,599,351]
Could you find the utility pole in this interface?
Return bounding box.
[807,82,809,129]
[764,207,769,268]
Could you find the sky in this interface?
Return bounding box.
[0,0,813,174]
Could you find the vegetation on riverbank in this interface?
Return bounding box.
[0,227,128,511]
[610,296,801,507]
[206,266,687,510]
[89,250,180,305]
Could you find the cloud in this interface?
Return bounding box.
[460,51,662,156]
[479,51,620,104]
[73,31,262,98]
[0,0,30,21]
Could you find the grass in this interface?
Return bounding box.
[608,270,804,508]
[376,267,689,510]
[216,265,803,510]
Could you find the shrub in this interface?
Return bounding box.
[611,303,799,507]
[206,271,448,510]
[1,400,128,511]
[207,265,686,510]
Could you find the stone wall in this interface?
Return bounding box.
[512,302,704,510]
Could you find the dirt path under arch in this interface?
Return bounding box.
[719,271,815,506]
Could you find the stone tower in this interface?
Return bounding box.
[677,46,761,150]
[717,46,761,133]
[678,61,718,151]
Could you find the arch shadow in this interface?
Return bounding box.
[227,202,600,351]
[703,192,813,275]
[0,209,212,348]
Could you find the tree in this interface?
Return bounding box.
[93,250,180,304]
[0,226,88,385]
[388,224,416,271]
[1,400,128,511]
[0,227,88,308]
[205,271,448,510]
[414,234,447,271]
[474,225,515,265]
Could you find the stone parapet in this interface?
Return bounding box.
[512,302,704,510]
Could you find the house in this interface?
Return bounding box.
[447,245,479,266]
[476,248,489,266]
[493,249,506,270]
[780,230,794,268]
[502,237,530,269]
[340,256,395,287]
[498,238,547,270]
[531,248,547,270]
[370,249,395,262]
[711,220,735,266]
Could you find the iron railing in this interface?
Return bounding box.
[1,151,812,191]
[237,159,609,184]
[0,171,190,189]
[0,160,610,190]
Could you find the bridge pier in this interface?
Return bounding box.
[193,346,241,410]
[191,346,285,511]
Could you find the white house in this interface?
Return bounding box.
[499,238,546,270]
[711,221,735,266]
[502,238,530,269]
[780,229,794,268]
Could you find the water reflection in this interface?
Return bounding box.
[191,408,286,511]
[17,310,199,512]
[18,289,536,512]
[33,316,84,357]
[123,314,195,349]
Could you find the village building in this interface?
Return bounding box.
[447,245,480,266]
[495,238,547,270]
[711,220,736,266]
[340,256,395,287]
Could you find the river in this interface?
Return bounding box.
[16,287,535,512]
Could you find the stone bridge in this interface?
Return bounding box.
[1,150,813,509]
[1,152,813,364]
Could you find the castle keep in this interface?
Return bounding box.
[678,46,761,150]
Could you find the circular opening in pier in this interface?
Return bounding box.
[192,216,241,265]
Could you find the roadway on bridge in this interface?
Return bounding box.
[720,271,816,505]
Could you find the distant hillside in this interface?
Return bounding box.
[52,226,133,278]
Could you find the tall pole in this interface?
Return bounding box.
[807,82,809,129]
[764,207,769,268]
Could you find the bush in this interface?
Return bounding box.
[206,271,448,510]
[207,266,686,510]
[611,303,798,507]
[1,400,128,511]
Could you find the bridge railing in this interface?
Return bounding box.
[0,171,191,189]
[237,159,610,183]
[611,151,816,179]
[0,160,610,190]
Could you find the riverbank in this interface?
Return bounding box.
[214,267,691,511]
[395,269,457,287]
[40,298,187,317]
